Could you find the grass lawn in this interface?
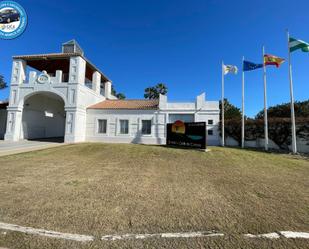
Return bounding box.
[0,143,308,249]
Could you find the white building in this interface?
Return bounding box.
[2,40,220,145]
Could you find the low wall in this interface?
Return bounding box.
[225,136,309,153]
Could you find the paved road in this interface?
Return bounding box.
[0,139,64,157]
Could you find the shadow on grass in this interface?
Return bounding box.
[143,143,309,158]
[139,144,208,153]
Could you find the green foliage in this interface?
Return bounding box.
[254,100,309,149]
[111,85,126,99]
[0,74,7,89]
[223,118,309,150]
[144,87,157,100]
[219,98,241,120]
[111,85,116,96]
[115,93,126,100]
[256,100,309,119]
[144,83,168,99]
[218,99,242,144]
[156,83,168,95]
[223,99,309,150]
[223,118,242,145]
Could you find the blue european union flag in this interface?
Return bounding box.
[243,60,263,71]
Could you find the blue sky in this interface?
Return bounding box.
[1,0,309,117]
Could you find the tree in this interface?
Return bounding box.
[256,100,309,119]
[144,83,168,99]
[116,93,126,100]
[0,74,7,89]
[219,98,241,120]
[144,87,157,99]
[111,85,126,99]
[218,98,242,144]
[156,83,168,95]
[221,99,309,150]
[255,100,309,149]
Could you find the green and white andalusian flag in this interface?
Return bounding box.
[289,37,309,52]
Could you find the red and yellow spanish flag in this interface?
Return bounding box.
[264,54,285,68]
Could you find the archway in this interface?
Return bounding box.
[21,92,65,142]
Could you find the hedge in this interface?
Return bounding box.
[220,118,309,150]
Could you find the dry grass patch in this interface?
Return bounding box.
[0,143,308,248]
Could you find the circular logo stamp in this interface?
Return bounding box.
[0,1,27,39]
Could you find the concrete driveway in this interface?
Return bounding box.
[0,139,64,157]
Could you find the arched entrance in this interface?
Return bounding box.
[21,92,65,142]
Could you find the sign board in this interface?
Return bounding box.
[166,120,206,149]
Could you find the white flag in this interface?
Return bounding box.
[223,65,238,75]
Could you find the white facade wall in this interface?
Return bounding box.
[157,93,220,145]
[4,56,106,143]
[86,109,166,144]
[195,112,220,145]
[4,45,220,146]
[86,93,221,146]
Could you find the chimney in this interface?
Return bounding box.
[196,92,206,110]
[159,94,167,109]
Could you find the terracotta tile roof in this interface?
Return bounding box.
[88,99,159,110]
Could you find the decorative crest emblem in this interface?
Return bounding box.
[37,71,50,84]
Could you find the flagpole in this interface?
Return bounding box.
[262,46,269,151]
[241,56,245,148]
[221,61,225,147]
[287,30,297,154]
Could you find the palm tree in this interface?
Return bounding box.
[156,83,168,95]
[0,74,7,89]
[144,87,157,99]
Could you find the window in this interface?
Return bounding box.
[208,129,213,136]
[120,120,129,134]
[208,119,213,125]
[98,119,107,134]
[142,120,152,135]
